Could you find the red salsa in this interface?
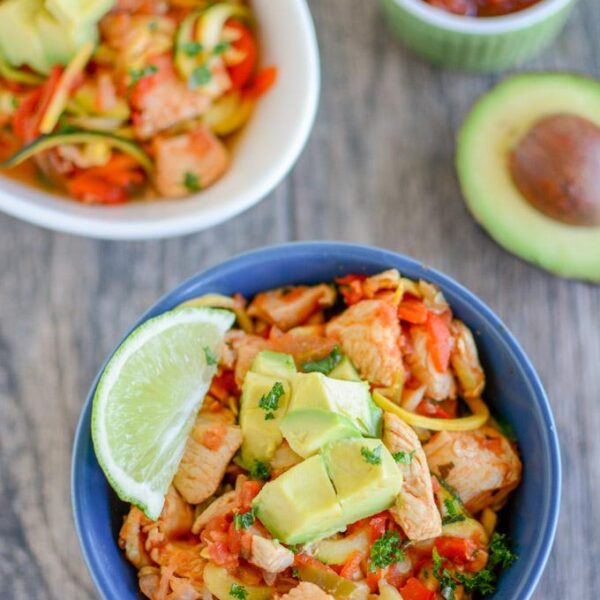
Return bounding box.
[424,0,542,17]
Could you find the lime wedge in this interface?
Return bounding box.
[92,307,235,519]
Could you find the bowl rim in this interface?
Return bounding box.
[0,0,320,240]
[71,241,561,600]
[387,0,575,34]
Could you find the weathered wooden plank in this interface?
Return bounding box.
[0,0,598,597]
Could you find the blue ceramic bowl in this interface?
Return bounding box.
[72,242,561,600]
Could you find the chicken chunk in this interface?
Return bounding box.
[227,332,269,387]
[248,284,336,332]
[249,536,295,573]
[325,299,403,387]
[424,428,522,513]
[279,582,335,600]
[191,491,237,534]
[383,412,442,541]
[119,507,152,568]
[173,414,242,504]
[450,320,485,399]
[153,124,229,197]
[405,326,456,401]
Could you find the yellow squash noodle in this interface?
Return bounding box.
[178,293,254,333]
[372,390,489,432]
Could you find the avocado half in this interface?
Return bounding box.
[457,73,600,282]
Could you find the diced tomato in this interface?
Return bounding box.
[201,424,228,450]
[208,540,239,570]
[226,20,257,89]
[434,536,478,564]
[67,173,128,204]
[238,480,261,511]
[398,299,429,324]
[335,274,367,305]
[399,577,435,600]
[366,566,382,592]
[431,476,441,493]
[369,512,388,542]
[295,553,334,573]
[416,398,452,419]
[227,521,243,554]
[210,369,238,401]
[243,66,277,99]
[339,550,364,580]
[240,532,253,557]
[425,313,452,372]
[346,518,370,535]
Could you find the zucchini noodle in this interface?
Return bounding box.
[373,390,490,432]
[178,293,254,333]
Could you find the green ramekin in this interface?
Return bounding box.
[381,0,579,72]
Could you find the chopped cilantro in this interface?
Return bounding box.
[11,96,19,110]
[288,544,301,554]
[249,460,271,480]
[234,508,256,530]
[189,64,212,88]
[213,41,230,55]
[442,514,466,526]
[129,64,158,86]
[148,20,159,31]
[302,345,342,375]
[369,531,406,571]
[361,445,382,465]
[432,548,457,600]
[487,533,518,569]
[291,566,300,578]
[182,41,204,56]
[392,450,415,464]
[229,583,248,599]
[258,381,284,420]
[184,172,201,192]
[203,346,217,365]
[432,534,518,597]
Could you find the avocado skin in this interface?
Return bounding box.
[456,73,600,282]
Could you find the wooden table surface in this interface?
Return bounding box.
[1,1,599,598]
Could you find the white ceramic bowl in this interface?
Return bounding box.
[0,0,320,239]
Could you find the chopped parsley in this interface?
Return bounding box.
[302,345,342,375]
[361,445,382,465]
[184,172,201,192]
[203,346,218,366]
[392,450,415,464]
[369,531,406,572]
[442,513,466,526]
[258,381,284,420]
[229,583,248,600]
[291,566,300,578]
[249,460,271,480]
[148,19,159,31]
[213,40,230,55]
[432,534,518,597]
[129,64,158,86]
[234,508,256,530]
[182,41,204,56]
[188,64,212,88]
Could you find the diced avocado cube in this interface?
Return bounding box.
[253,455,344,544]
[251,350,297,380]
[279,408,362,458]
[0,0,48,74]
[290,372,382,437]
[329,356,361,382]
[46,0,114,24]
[36,8,98,70]
[240,372,291,464]
[323,438,402,526]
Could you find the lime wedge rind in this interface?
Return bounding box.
[92,307,235,519]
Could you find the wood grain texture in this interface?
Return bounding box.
[0,0,598,597]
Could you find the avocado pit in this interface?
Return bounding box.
[510,114,600,227]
